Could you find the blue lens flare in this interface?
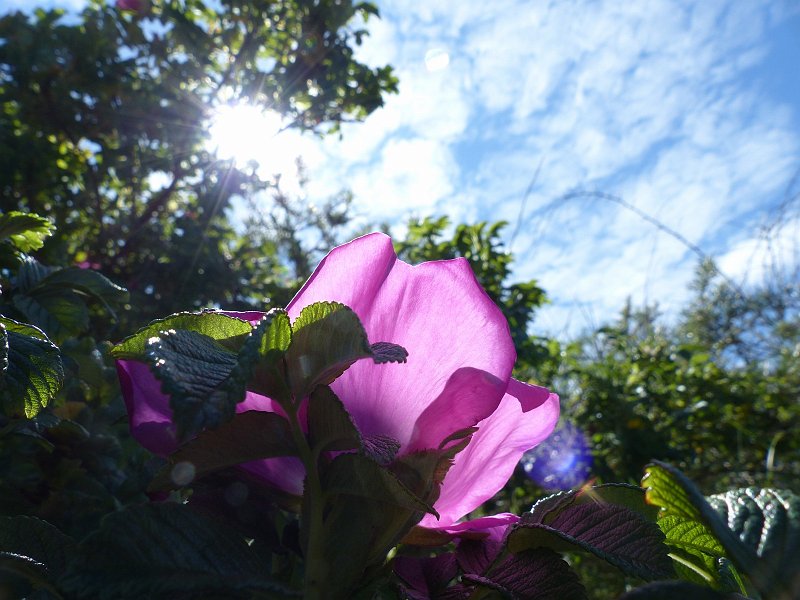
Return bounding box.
[521,421,593,490]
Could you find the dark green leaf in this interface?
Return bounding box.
[14,257,56,293]
[618,580,746,599]
[0,516,75,580]
[0,318,64,418]
[0,211,54,252]
[285,301,372,399]
[315,453,440,598]
[13,290,89,341]
[285,302,408,400]
[60,503,297,599]
[246,310,292,402]
[145,329,242,440]
[508,503,674,580]
[307,385,361,453]
[369,341,408,364]
[529,483,660,526]
[707,487,800,589]
[111,311,253,360]
[464,548,588,600]
[324,453,435,515]
[149,411,297,491]
[34,267,129,312]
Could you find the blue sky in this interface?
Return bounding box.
[8,0,800,336]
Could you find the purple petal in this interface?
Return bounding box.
[394,553,458,599]
[440,513,519,541]
[116,360,177,455]
[286,233,516,449]
[406,367,506,452]
[420,380,559,527]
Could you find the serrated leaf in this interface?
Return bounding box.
[146,311,294,441]
[463,548,588,600]
[59,503,296,599]
[149,411,297,491]
[316,453,441,598]
[246,310,292,402]
[0,318,64,418]
[642,462,759,588]
[14,256,57,292]
[13,290,89,341]
[324,453,435,516]
[307,385,361,452]
[707,487,800,588]
[0,211,54,252]
[111,311,253,360]
[0,516,75,580]
[529,483,660,527]
[285,301,408,401]
[361,434,401,466]
[286,302,372,399]
[618,580,743,599]
[34,267,129,312]
[657,514,730,588]
[369,341,408,364]
[145,329,243,440]
[508,503,674,580]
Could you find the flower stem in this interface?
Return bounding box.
[287,404,326,600]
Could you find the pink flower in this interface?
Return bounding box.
[116,233,559,529]
[116,0,144,13]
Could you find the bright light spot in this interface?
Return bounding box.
[521,422,593,491]
[207,103,300,177]
[171,461,196,487]
[424,48,450,72]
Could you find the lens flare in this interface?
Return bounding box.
[520,421,592,490]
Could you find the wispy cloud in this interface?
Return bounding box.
[312,0,800,335]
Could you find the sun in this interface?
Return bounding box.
[207,102,293,172]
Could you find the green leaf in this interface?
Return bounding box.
[60,503,297,599]
[508,502,674,580]
[285,301,407,400]
[656,515,731,588]
[642,462,758,593]
[529,483,661,526]
[10,260,128,341]
[618,580,745,599]
[111,311,253,360]
[246,310,292,402]
[0,211,54,252]
[13,290,89,341]
[324,453,436,516]
[464,548,588,600]
[307,385,361,453]
[286,301,370,399]
[315,453,439,598]
[0,516,75,581]
[0,318,64,418]
[149,411,297,491]
[145,310,293,441]
[707,488,800,589]
[34,267,129,312]
[145,329,243,440]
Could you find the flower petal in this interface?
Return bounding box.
[438,513,519,541]
[406,367,506,452]
[286,233,516,449]
[420,380,559,527]
[116,360,177,455]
